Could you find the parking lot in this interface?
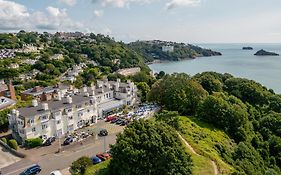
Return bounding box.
[2,103,160,175]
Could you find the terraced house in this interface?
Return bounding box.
[8,79,138,142]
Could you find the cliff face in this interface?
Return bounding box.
[254,49,279,56]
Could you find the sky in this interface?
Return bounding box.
[1,0,281,43]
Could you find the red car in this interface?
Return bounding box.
[96,153,111,161]
[105,116,117,122]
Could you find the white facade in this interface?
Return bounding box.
[8,79,137,142]
[162,45,174,52]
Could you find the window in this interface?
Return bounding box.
[69,116,73,120]
[19,129,24,134]
[28,119,34,124]
[41,115,48,120]
[42,124,48,130]
[32,127,36,132]
[57,120,61,124]
[68,124,74,131]
[66,108,72,113]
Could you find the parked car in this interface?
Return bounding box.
[98,129,108,137]
[50,170,62,175]
[91,156,102,164]
[115,119,124,125]
[43,136,56,146]
[63,137,73,145]
[20,164,41,175]
[96,153,111,161]
[110,118,118,123]
[120,120,128,126]
[105,116,117,122]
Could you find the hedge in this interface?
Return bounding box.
[25,138,43,148]
[8,139,18,150]
[1,137,7,144]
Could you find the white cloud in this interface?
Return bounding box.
[0,0,82,31]
[166,0,201,10]
[92,0,152,8]
[94,10,104,17]
[59,0,77,6]
[0,0,30,30]
[35,6,82,30]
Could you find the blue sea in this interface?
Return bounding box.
[149,44,281,94]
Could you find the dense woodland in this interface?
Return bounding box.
[128,40,222,61]
[148,72,281,174]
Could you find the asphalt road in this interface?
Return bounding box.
[1,134,117,175]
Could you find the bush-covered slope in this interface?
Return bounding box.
[149,72,281,174]
[128,40,222,61]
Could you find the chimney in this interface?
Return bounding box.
[83,86,87,93]
[12,109,19,117]
[97,80,103,88]
[89,86,95,96]
[32,99,38,107]
[42,103,49,111]
[84,92,89,97]
[8,80,16,100]
[115,80,120,91]
[57,91,62,101]
[66,96,72,104]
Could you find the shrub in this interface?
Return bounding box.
[25,138,43,148]
[71,156,92,175]
[1,137,7,144]
[8,139,18,150]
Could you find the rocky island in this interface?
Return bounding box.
[242,47,253,50]
[254,49,279,56]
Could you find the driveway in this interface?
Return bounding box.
[0,146,21,169]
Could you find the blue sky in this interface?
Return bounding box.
[1,0,281,43]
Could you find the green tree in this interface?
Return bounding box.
[136,82,150,102]
[71,156,92,175]
[109,120,192,175]
[149,73,208,114]
[197,92,250,142]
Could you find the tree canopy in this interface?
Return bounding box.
[109,120,192,175]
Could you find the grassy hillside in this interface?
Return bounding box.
[84,160,110,175]
[178,116,235,175]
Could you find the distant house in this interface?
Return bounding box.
[21,84,72,101]
[117,67,141,77]
[0,49,15,59]
[21,44,38,53]
[162,45,174,52]
[50,54,64,60]
[8,63,19,69]
[0,96,16,110]
[0,81,16,100]
[22,59,37,65]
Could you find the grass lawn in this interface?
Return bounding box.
[84,160,110,175]
[178,116,235,175]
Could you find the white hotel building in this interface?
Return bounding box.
[8,79,137,142]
